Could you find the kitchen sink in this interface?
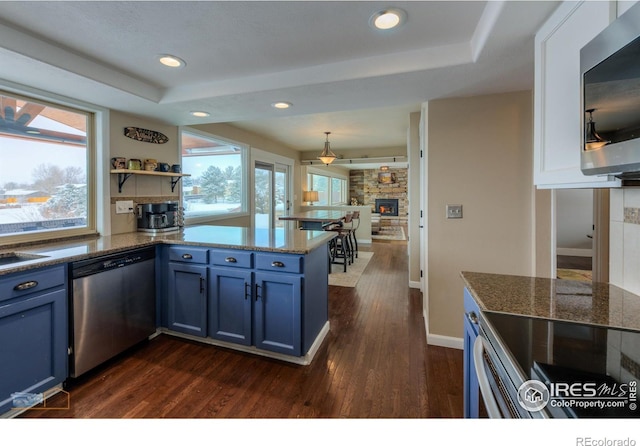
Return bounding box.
[0,252,49,266]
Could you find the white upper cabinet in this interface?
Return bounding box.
[534,1,621,188]
[618,1,639,16]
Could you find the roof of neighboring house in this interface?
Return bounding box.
[1,189,50,197]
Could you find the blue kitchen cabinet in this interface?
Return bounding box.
[463,287,481,418]
[164,244,329,359]
[254,270,302,356]
[166,246,209,337]
[208,249,253,346]
[0,266,67,415]
[208,266,253,346]
[167,258,208,338]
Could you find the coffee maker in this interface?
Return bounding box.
[137,201,179,234]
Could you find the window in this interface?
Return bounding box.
[180,129,248,221]
[0,91,94,242]
[307,170,347,206]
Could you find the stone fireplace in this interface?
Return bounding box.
[375,199,399,216]
[349,168,407,227]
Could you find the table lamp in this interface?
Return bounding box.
[303,190,319,206]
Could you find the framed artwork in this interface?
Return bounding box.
[378,172,397,184]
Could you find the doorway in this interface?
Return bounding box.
[554,188,609,282]
[253,160,290,229]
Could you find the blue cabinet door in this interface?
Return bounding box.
[0,288,67,415]
[167,263,207,337]
[254,272,302,356]
[208,267,252,346]
[463,288,481,418]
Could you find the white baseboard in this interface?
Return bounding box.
[427,333,463,350]
[409,280,421,289]
[422,310,463,349]
[557,248,592,257]
[358,238,372,244]
[159,322,330,365]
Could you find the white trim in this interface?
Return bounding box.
[159,321,330,366]
[251,147,295,168]
[307,165,348,181]
[179,127,250,224]
[409,280,421,289]
[557,248,593,257]
[0,79,109,237]
[427,333,464,350]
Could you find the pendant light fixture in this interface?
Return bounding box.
[585,108,610,150]
[318,131,337,165]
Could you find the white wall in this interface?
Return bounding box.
[556,189,593,256]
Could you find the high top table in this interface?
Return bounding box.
[279,210,347,230]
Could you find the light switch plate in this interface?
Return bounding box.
[115,200,134,214]
[446,204,463,219]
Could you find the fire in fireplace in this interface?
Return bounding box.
[375,199,399,216]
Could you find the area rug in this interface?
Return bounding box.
[557,268,592,282]
[371,226,406,241]
[328,251,374,287]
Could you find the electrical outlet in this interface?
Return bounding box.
[446,204,463,219]
[115,200,134,214]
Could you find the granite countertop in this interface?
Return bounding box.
[461,271,640,333]
[0,224,336,276]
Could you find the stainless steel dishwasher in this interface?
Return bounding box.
[70,247,156,377]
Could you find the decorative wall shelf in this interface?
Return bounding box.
[110,169,190,193]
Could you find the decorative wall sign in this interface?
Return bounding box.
[124,126,169,144]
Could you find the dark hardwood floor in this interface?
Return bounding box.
[21,241,463,419]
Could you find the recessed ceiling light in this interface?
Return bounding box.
[370,8,406,30]
[190,111,210,117]
[271,101,292,109]
[158,54,186,68]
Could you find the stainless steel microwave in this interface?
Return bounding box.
[580,2,640,179]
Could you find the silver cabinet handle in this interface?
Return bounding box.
[14,280,38,291]
[467,311,478,325]
[225,257,237,263]
[271,261,285,268]
[182,253,193,259]
[473,337,502,419]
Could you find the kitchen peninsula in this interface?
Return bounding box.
[0,224,335,416]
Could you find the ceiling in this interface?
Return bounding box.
[0,1,560,163]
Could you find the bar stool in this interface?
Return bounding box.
[323,213,353,273]
[343,210,359,259]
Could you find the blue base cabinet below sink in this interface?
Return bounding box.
[167,262,208,338]
[0,265,67,415]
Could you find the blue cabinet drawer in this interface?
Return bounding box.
[0,265,65,304]
[255,253,303,274]
[209,249,253,269]
[168,246,208,264]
